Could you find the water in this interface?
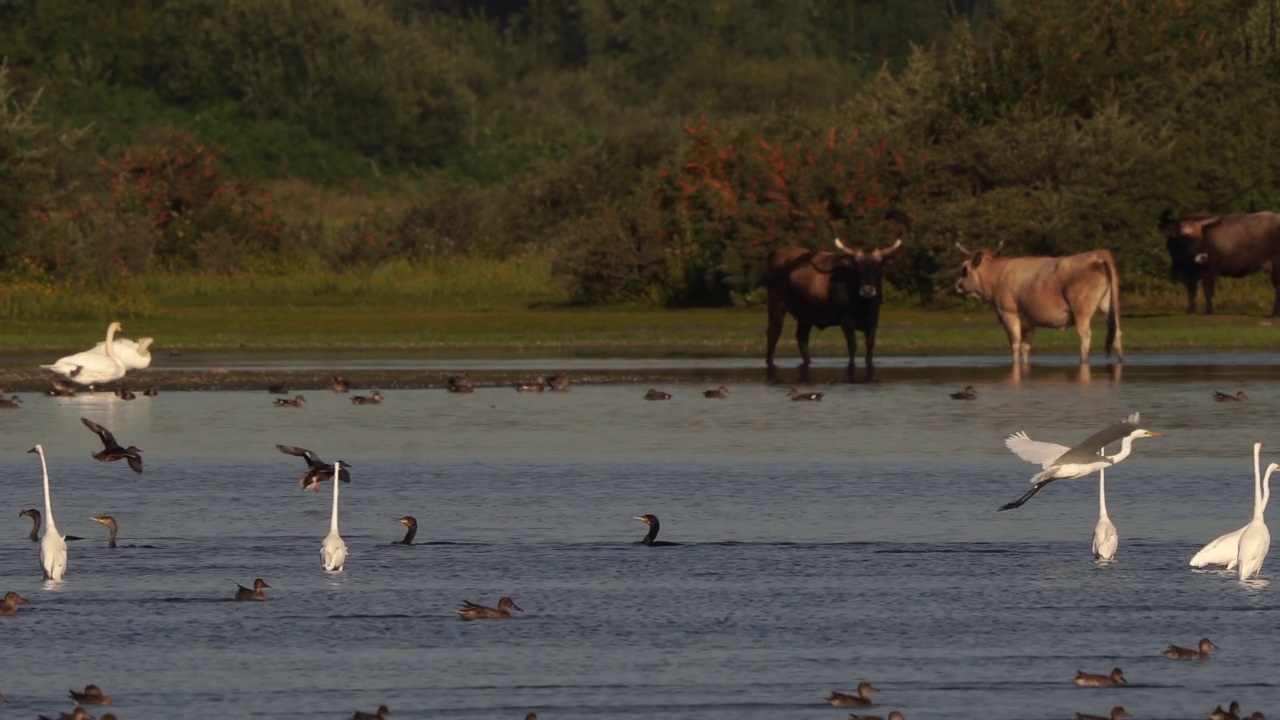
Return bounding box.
[1,358,1277,719]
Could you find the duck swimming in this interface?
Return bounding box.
[456,597,522,620]
[788,388,823,401]
[446,372,474,393]
[351,390,384,405]
[949,385,977,400]
[850,713,905,720]
[644,389,672,400]
[351,705,390,720]
[19,509,82,543]
[395,516,418,545]
[234,578,270,601]
[1073,668,1125,687]
[1211,702,1241,720]
[827,683,877,707]
[267,385,290,394]
[515,376,546,392]
[548,372,571,391]
[1214,390,1248,402]
[0,591,30,615]
[38,707,94,720]
[80,417,143,473]
[274,394,307,407]
[703,386,729,398]
[0,395,21,408]
[634,514,681,546]
[276,444,352,491]
[1075,707,1129,720]
[114,387,136,401]
[143,386,159,397]
[68,685,112,705]
[1163,637,1214,660]
[47,378,77,397]
[332,375,350,393]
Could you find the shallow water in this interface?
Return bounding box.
[1,357,1278,719]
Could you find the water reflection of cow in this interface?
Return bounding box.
[1165,211,1280,317]
[764,237,902,383]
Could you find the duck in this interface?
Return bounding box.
[90,515,155,549]
[1075,708,1129,720]
[395,516,418,545]
[515,376,546,392]
[274,394,307,407]
[644,388,672,400]
[1211,705,1240,720]
[0,591,30,615]
[351,390,384,405]
[1163,637,1214,660]
[143,386,159,396]
[446,371,474,393]
[949,385,977,400]
[91,336,154,369]
[1214,390,1248,402]
[81,417,143,473]
[0,395,21,408]
[456,597,522,620]
[40,321,128,387]
[634,514,682,546]
[850,713,905,720]
[332,375,350,393]
[703,385,729,398]
[46,378,77,397]
[548,372,571,391]
[788,388,823,401]
[276,444,352,491]
[827,683,877,707]
[352,706,390,720]
[18,509,82,543]
[38,707,95,720]
[1073,668,1126,687]
[267,385,290,394]
[234,578,270,601]
[113,387,136,401]
[68,685,112,705]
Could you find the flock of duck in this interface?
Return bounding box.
[6,323,1276,718]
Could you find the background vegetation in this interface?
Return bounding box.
[2,0,1280,320]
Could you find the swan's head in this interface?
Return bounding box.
[136,337,155,352]
[107,321,124,333]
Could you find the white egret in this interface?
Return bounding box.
[29,444,67,581]
[90,336,154,370]
[40,321,128,386]
[320,461,347,572]
[1000,412,1163,510]
[1236,461,1278,581]
[1092,466,1118,561]
[1189,442,1262,569]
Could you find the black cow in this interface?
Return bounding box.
[764,237,902,382]
[1166,212,1280,316]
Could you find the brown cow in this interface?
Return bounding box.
[764,237,902,381]
[1166,212,1280,316]
[954,243,1122,365]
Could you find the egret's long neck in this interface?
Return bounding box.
[1106,434,1137,464]
[1098,469,1108,518]
[1253,443,1264,518]
[330,462,341,534]
[1260,465,1275,517]
[38,447,57,535]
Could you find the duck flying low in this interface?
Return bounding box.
[80,418,143,473]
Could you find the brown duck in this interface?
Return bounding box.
[68,685,112,705]
[788,388,823,401]
[1213,390,1248,402]
[1075,707,1129,720]
[703,386,729,398]
[38,707,94,720]
[143,386,159,396]
[234,578,270,601]
[446,371,474,393]
[1163,637,1214,660]
[548,372,571,391]
[114,387,136,401]
[352,705,390,720]
[1073,668,1125,687]
[644,389,672,400]
[267,384,290,394]
[515,376,546,392]
[351,390,384,405]
[0,395,22,408]
[949,385,977,400]
[1212,702,1242,720]
[850,713,904,720]
[276,444,352,490]
[0,591,30,615]
[456,597,522,620]
[81,417,143,473]
[332,376,350,393]
[827,683,877,707]
[47,378,77,397]
[274,394,307,407]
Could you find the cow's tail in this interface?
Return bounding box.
[1101,250,1122,361]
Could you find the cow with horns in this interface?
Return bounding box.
[764,237,903,382]
[1165,211,1280,317]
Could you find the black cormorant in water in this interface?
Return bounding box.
[396,516,418,545]
[90,515,155,548]
[19,509,82,542]
[80,417,143,473]
[634,514,682,546]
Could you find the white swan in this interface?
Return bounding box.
[1236,460,1277,581]
[320,460,347,572]
[1092,467,1118,561]
[40,321,128,386]
[29,444,67,581]
[1190,443,1262,569]
[90,336,154,370]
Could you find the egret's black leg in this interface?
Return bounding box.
[998,479,1055,511]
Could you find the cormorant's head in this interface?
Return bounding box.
[91,515,118,530]
[398,516,417,528]
[633,514,659,527]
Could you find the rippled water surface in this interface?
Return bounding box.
[2,356,1279,719]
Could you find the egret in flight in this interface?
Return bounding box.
[29,444,67,581]
[1190,443,1263,569]
[999,412,1163,511]
[321,461,347,572]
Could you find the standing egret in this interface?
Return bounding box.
[1093,466,1118,561]
[321,461,347,572]
[999,412,1163,511]
[1236,460,1278,581]
[1189,443,1262,569]
[29,445,67,581]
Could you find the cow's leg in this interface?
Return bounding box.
[1270,264,1280,317]
[1074,313,1092,364]
[840,322,858,383]
[1020,327,1035,364]
[765,296,786,369]
[863,327,877,382]
[1203,274,1216,315]
[1183,279,1198,314]
[999,312,1023,364]
[795,323,813,368]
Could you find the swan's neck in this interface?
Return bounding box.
[1098,469,1108,518]
[401,525,417,545]
[329,463,341,534]
[103,324,122,366]
[38,448,58,536]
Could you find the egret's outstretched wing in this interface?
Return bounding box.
[1004,431,1070,468]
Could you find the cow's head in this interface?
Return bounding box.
[831,237,903,299]
[953,240,1004,296]
[1166,214,1220,279]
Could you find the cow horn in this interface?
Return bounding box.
[954,241,972,255]
[880,238,903,256]
[834,237,855,255]
[994,238,1006,255]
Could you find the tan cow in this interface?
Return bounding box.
[954,242,1122,365]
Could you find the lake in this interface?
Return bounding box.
[0,354,1277,719]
